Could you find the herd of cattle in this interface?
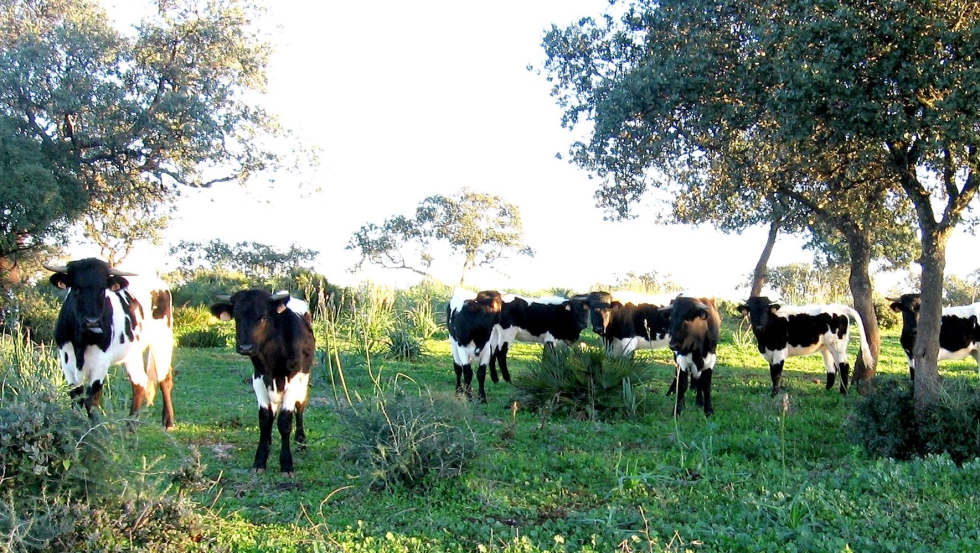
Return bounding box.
[41,258,980,475]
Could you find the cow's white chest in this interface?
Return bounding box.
[675,351,717,378]
[253,372,310,414]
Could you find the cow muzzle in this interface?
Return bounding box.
[83,318,104,334]
[236,343,256,356]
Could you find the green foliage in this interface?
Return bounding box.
[945,271,980,306]
[873,293,901,330]
[594,270,681,296]
[336,385,482,491]
[0,0,302,263]
[763,263,851,305]
[850,378,980,465]
[384,327,425,362]
[512,345,657,420]
[174,306,231,348]
[347,188,534,286]
[0,283,64,344]
[169,239,320,284]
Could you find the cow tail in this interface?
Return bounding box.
[845,306,875,370]
[145,348,158,406]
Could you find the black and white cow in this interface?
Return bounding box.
[738,296,874,396]
[210,290,315,475]
[46,258,175,429]
[489,294,591,380]
[586,291,675,357]
[447,289,503,402]
[664,296,721,416]
[888,293,980,379]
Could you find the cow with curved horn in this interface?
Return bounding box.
[46,258,175,429]
[210,289,314,475]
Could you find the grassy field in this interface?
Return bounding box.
[93,320,980,552]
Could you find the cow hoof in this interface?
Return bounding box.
[281,471,295,478]
[252,467,266,474]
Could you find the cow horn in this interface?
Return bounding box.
[43,264,68,273]
[108,267,138,277]
[215,295,232,302]
[271,292,290,302]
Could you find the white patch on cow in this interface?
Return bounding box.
[608,335,671,357]
[765,303,869,375]
[253,376,272,410]
[286,297,310,316]
[675,351,716,379]
[281,372,310,412]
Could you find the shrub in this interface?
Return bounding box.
[0,334,209,552]
[873,294,902,330]
[385,327,426,362]
[0,284,63,344]
[336,385,481,491]
[849,378,980,465]
[174,305,232,348]
[512,345,657,420]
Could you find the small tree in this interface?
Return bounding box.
[347,188,534,287]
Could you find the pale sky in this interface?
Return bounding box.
[94,0,979,299]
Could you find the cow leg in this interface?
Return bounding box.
[158,371,176,430]
[488,348,500,384]
[253,406,275,473]
[476,363,487,403]
[673,369,689,416]
[130,383,148,418]
[769,361,784,396]
[69,385,85,410]
[498,343,512,383]
[699,369,714,416]
[277,409,295,476]
[294,403,307,449]
[461,364,474,399]
[838,362,850,395]
[453,363,465,395]
[84,380,105,418]
[822,349,837,391]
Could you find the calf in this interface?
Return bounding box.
[447,289,503,402]
[586,291,674,357]
[888,293,980,379]
[738,296,874,396]
[46,258,175,429]
[664,296,721,416]
[210,290,315,475]
[490,294,591,380]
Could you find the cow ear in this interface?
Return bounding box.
[107,275,129,292]
[737,305,748,316]
[271,294,290,314]
[612,301,623,308]
[769,304,780,313]
[565,303,572,311]
[49,273,69,290]
[889,302,903,313]
[210,303,233,321]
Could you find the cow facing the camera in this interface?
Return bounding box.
[738,296,874,396]
[447,289,503,402]
[46,258,175,429]
[664,296,721,416]
[210,290,314,476]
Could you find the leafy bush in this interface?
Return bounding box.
[873,293,902,330]
[849,378,980,465]
[0,332,212,552]
[174,305,232,348]
[512,345,658,420]
[0,283,63,344]
[336,385,481,491]
[168,268,251,308]
[385,327,426,361]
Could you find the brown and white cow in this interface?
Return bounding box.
[46,258,175,429]
[211,290,314,476]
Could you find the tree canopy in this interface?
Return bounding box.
[347,189,534,287]
[0,0,296,263]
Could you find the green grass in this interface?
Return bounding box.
[91,322,980,552]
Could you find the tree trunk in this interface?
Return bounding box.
[913,229,949,415]
[750,216,782,297]
[845,231,880,395]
